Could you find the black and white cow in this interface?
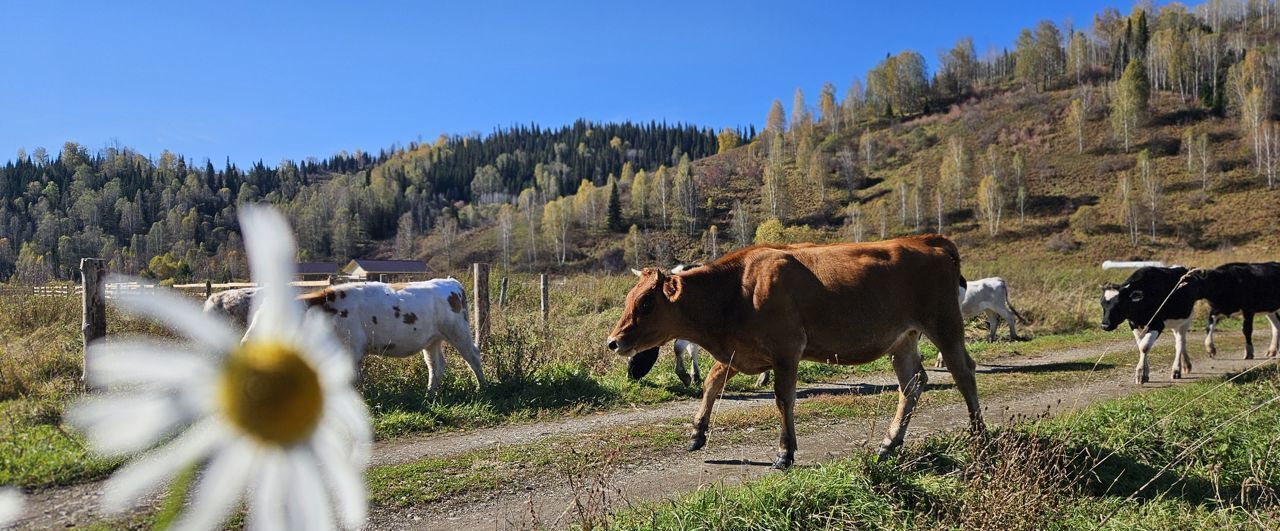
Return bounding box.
[1099,266,1197,384]
[1196,262,1280,360]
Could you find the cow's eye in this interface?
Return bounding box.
[638,295,653,315]
[1129,290,1144,302]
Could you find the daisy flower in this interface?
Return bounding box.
[67,205,371,530]
[0,487,23,527]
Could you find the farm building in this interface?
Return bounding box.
[341,259,429,282]
[296,262,339,281]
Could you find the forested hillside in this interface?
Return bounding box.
[6,0,1280,284]
[0,121,730,282]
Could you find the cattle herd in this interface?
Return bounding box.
[1101,261,1280,384]
[198,235,1277,470]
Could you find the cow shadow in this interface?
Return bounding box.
[720,381,952,402]
[975,361,1117,375]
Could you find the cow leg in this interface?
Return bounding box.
[878,335,927,459]
[929,325,983,438]
[1242,313,1255,359]
[1171,321,1190,379]
[444,322,487,389]
[423,343,446,393]
[771,359,799,469]
[689,361,737,452]
[690,344,701,386]
[999,305,1019,340]
[1266,313,1280,357]
[674,344,691,387]
[985,310,999,343]
[1204,314,1218,358]
[1134,329,1159,384]
[756,371,771,386]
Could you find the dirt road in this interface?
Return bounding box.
[17,336,1275,530]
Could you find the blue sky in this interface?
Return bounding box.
[1,0,1128,166]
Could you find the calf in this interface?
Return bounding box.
[1099,266,1196,384]
[935,277,1026,367]
[284,279,485,392]
[202,287,261,327]
[1196,262,1280,359]
[607,236,981,468]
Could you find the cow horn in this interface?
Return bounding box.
[631,268,643,277]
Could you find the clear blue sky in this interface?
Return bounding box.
[1,0,1128,166]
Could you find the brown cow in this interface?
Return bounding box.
[606,235,982,469]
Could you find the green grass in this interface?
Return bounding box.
[606,364,1280,530]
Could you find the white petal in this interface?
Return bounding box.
[323,390,372,458]
[66,393,186,456]
[0,487,25,526]
[101,419,226,512]
[312,426,367,529]
[285,449,334,531]
[247,449,288,531]
[84,341,213,390]
[298,308,352,369]
[107,277,238,354]
[239,206,302,337]
[171,440,257,531]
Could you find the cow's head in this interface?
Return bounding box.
[607,267,684,357]
[1099,282,1143,331]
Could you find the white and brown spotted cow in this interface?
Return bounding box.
[288,279,486,392]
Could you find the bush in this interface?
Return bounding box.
[1045,231,1079,253]
[1069,205,1100,236]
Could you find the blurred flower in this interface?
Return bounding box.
[0,487,24,526]
[68,206,370,530]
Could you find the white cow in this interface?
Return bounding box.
[246,279,485,392]
[202,287,262,326]
[936,277,1025,367]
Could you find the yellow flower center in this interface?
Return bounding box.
[218,341,323,446]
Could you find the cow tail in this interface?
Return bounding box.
[1007,300,1029,324]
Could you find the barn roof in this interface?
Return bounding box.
[342,259,429,274]
[296,262,339,275]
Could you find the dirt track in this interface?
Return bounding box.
[16,336,1276,530]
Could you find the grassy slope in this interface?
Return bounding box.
[607,364,1280,530]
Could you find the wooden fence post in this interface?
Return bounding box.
[205,280,213,299]
[539,273,549,325]
[80,258,107,384]
[498,277,508,309]
[472,263,490,350]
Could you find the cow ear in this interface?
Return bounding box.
[1129,290,1144,302]
[663,274,683,301]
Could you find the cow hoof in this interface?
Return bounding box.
[688,434,706,452]
[771,453,793,470]
[876,444,897,460]
[677,372,692,387]
[1135,372,1148,385]
[1244,353,1255,360]
[1267,350,1278,358]
[1206,348,1216,359]
[1172,369,1181,380]
[934,358,945,369]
